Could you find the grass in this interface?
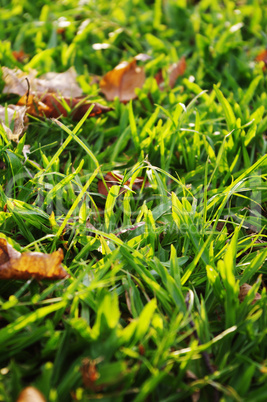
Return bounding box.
[0,0,267,401]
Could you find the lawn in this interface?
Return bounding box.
[0,0,267,401]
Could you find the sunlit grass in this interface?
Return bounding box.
[0,0,266,401]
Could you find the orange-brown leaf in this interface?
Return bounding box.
[0,238,69,280]
[255,49,267,70]
[169,56,186,88]
[17,386,46,402]
[12,50,29,63]
[81,358,101,391]
[238,283,261,304]
[17,93,112,120]
[156,56,186,89]
[98,171,149,196]
[100,59,145,102]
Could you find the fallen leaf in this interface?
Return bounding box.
[38,68,83,97]
[17,93,112,120]
[255,49,267,70]
[100,59,145,102]
[81,358,102,391]
[0,238,69,280]
[98,171,150,196]
[12,50,29,63]
[17,386,46,402]
[169,56,187,88]
[155,56,186,89]
[2,67,37,97]
[0,104,28,142]
[2,66,82,97]
[238,283,261,304]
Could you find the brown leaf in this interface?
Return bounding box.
[255,49,267,70]
[0,238,69,280]
[0,104,28,142]
[238,283,261,304]
[2,67,82,97]
[100,59,145,102]
[155,56,186,89]
[81,358,101,391]
[17,386,46,402]
[2,67,37,97]
[12,50,29,63]
[17,93,112,120]
[98,171,149,196]
[169,56,187,88]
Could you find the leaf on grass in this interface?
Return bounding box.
[12,50,29,63]
[17,386,46,402]
[0,104,28,142]
[155,56,186,89]
[17,93,112,120]
[2,66,82,97]
[81,358,102,391]
[100,59,145,102]
[98,171,150,196]
[255,49,267,70]
[0,238,69,280]
[238,283,261,304]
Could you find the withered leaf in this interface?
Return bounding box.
[100,59,145,102]
[98,171,150,196]
[17,386,46,402]
[0,238,69,280]
[255,49,267,71]
[0,104,28,142]
[239,283,261,304]
[17,93,112,120]
[12,50,29,63]
[2,66,82,97]
[155,56,186,89]
[81,358,102,391]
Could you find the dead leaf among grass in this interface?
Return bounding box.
[81,358,102,391]
[0,238,69,280]
[98,171,150,196]
[0,104,28,142]
[155,56,186,89]
[2,66,82,97]
[100,59,145,102]
[17,93,112,120]
[238,283,261,304]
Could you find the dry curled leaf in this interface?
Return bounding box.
[100,59,145,102]
[238,283,261,304]
[98,171,150,196]
[0,104,28,142]
[2,67,82,97]
[155,56,186,89]
[0,238,69,280]
[17,386,46,402]
[17,93,112,120]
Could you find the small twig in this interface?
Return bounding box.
[25,77,30,106]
